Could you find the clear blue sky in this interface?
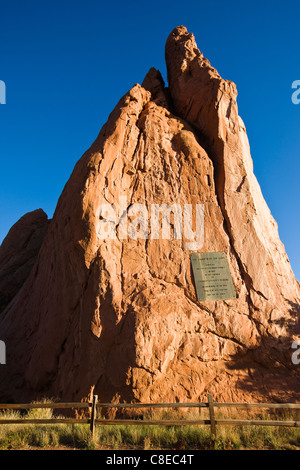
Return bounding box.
[0,0,299,280]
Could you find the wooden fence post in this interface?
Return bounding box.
[90,394,98,436]
[208,394,216,438]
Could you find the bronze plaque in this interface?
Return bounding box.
[190,252,236,301]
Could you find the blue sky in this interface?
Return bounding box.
[0,0,299,279]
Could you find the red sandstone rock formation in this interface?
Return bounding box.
[0,26,299,404]
[0,209,49,314]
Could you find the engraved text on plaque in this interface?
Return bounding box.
[190,252,236,301]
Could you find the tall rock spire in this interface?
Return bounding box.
[0,26,299,405]
[165,25,299,309]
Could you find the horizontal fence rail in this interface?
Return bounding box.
[0,394,300,436]
[0,402,91,410]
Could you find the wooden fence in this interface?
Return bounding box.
[0,394,300,437]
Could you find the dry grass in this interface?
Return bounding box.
[0,400,299,450]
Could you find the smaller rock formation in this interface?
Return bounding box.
[0,209,49,314]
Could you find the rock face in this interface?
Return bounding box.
[0,209,49,314]
[0,26,299,405]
